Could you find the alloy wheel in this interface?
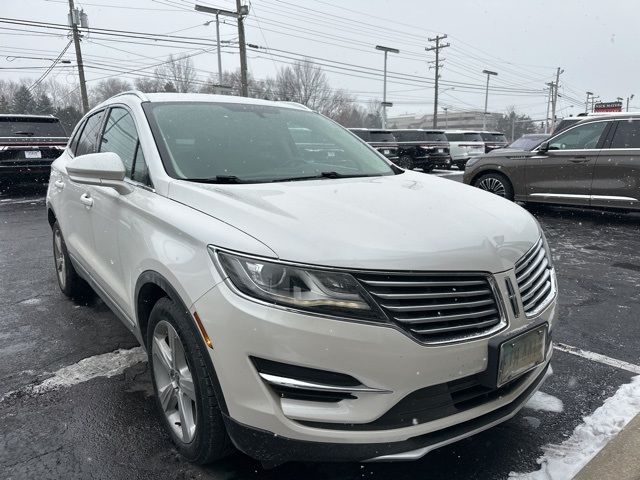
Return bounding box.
[478,177,506,197]
[53,229,66,289]
[152,320,198,443]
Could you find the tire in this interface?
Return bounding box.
[147,297,233,464]
[396,155,414,170]
[457,163,466,171]
[422,165,435,173]
[52,221,92,299]
[473,173,514,201]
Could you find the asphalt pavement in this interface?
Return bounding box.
[1,174,639,480]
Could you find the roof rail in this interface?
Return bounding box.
[111,90,149,102]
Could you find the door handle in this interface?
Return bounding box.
[80,193,94,208]
[54,180,65,190]
[569,157,588,163]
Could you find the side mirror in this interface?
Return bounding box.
[537,141,550,153]
[66,152,133,195]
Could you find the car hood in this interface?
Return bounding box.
[168,172,540,273]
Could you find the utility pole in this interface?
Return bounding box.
[67,0,88,113]
[375,45,399,129]
[585,91,593,114]
[426,34,449,128]
[627,94,634,112]
[482,69,497,130]
[550,67,563,132]
[545,82,554,134]
[443,107,448,128]
[236,0,249,97]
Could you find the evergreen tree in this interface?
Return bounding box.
[35,93,54,115]
[0,95,9,113]
[11,85,36,114]
[54,106,83,136]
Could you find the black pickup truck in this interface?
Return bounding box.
[390,129,450,172]
[0,114,68,185]
[348,128,399,162]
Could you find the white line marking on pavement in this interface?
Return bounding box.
[509,375,640,480]
[554,343,640,375]
[0,347,146,403]
[0,197,46,205]
[525,391,564,413]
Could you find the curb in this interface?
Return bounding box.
[574,413,640,480]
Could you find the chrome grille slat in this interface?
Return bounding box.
[515,238,554,315]
[354,272,502,342]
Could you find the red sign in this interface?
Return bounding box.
[594,102,623,112]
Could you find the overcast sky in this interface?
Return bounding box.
[2,0,637,120]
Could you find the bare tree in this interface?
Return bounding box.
[134,77,164,93]
[92,78,132,105]
[155,55,197,93]
[275,59,333,110]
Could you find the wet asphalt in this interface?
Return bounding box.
[1,174,639,480]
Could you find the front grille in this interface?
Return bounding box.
[515,238,554,315]
[355,272,503,343]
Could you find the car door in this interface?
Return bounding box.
[90,106,154,320]
[590,118,640,209]
[58,110,106,273]
[525,120,611,206]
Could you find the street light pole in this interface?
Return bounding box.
[375,45,399,129]
[627,94,634,112]
[585,91,593,114]
[482,69,497,130]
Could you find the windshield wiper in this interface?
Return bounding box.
[12,131,34,136]
[273,171,376,182]
[184,175,245,184]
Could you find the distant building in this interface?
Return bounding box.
[388,110,501,131]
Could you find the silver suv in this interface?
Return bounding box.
[47,92,557,466]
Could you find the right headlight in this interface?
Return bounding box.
[210,248,384,322]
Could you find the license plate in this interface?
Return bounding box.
[497,326,547,386]
[25,150,42,159]
[383,149,390,154]
[437,148,443,153]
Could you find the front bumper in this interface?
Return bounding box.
[192,271,557,461]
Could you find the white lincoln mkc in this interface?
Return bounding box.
[46,91,557,466]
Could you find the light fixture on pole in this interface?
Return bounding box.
[627,94,634,112]
[482,69,497,130]
[585,91,593,113]
[375,45,399,129]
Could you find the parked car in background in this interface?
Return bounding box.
[444,130,485,170]
[47,91,556,466]
[390,129,450,171]
[464,113,640,211]
[349,128,399,162]
[480,131,508,153]
[508,134,550,151]
[0,114,68,186]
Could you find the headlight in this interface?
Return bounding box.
[210,249,384,321]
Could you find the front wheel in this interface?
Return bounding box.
[396,155,414,170]
[148,297,233,464]
[473,173,514,201]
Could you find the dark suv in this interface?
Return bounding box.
[0,114,68,185]
[348,128,399,162]
[390,129,450,171]
[464,113,640,211]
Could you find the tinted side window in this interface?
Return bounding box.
[446,133,462,141]
[548,121,608,150]
[610,120,640,148]
[76,111,105,156]
[69,121,85,156]
[100,108,138,178]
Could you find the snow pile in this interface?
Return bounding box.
[525,391,564,413]
[1,347,146,402]
[510,375,640,480]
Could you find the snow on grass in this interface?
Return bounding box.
[525,391,564,413]
[510,375,640,480]
[1,347,146,402]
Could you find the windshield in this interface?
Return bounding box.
[145,102,395,182]
[393,130,424,142]
[463,132,483,142]
[509,135,549,150]
[0,118,67,137]
[369,131,396,143]
[424,131,447,142]
[481,132,507,142]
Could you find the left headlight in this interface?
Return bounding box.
[210,249,384,321]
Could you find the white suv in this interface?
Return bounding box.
[444,130,486,170]
[47,92,557,466]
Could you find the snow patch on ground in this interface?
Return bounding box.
[19,297,41,305]
[524,391,564,413]
[0,347,146,402]
[510,375,640,480]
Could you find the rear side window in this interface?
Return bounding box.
[75,111,105,156]
[610,120,640,148]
